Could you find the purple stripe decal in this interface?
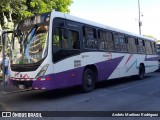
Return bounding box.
[32,68,84,90]
[32,56,124,90]
[96,56,124,81]
[144,56,160,61]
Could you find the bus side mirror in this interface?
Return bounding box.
[1,30,13,45]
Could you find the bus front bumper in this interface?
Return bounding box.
[9,77,52,90]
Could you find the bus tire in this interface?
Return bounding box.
[138,64,145,80]
[82,69,96,93]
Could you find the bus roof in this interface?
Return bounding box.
[16,10,155,42]
[51,10,155,42]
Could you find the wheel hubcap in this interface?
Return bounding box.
[87,75,93,87]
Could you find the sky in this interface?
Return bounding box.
[69,0,160,40]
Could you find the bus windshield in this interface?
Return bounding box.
[11,25,49,64]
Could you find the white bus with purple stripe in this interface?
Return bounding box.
[9,10,159,92]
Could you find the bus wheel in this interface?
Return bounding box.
[139,64,145,80]
[82,69,96,93]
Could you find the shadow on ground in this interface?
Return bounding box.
[10,75,153,101]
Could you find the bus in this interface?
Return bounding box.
[7,10,159,92]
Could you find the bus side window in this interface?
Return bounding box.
[114,33,127,52]
[107,32,114,51]
[98,30,114,51]
[137,39,145,54]
[98,30,105,50]
[157,44,160,54]
[53,27,69,50]
[127,37,137,53]
[69,30,79,49]
[53,27,61,53]
[83,26,98,49]
[114,35,121,51]
[151,42,156,54]
[145,41,153,54]
[53,27,80,50]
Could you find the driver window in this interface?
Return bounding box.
[53,27,79,50]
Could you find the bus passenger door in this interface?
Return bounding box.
[52,19,81,62]
[52,19,82,87]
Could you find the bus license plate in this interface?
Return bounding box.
[19,84,25,89]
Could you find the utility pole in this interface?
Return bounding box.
[138,0,142,35]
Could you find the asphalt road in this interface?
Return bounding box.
[0,72,160,120]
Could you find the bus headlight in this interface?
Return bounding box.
[36,64,49,78]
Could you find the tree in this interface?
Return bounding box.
[157,40,160,44]
[0,0,73,29]
[143,35,156,40]
[28,0,73,14]
[0,0,32,27]
[0,0,73,53]
[143,35,160,44]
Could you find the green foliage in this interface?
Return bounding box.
[143,35,156,40]
[0,0,73,28]
[157,40,160,44]
[29,0,72,14]
[0,0,32,25]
